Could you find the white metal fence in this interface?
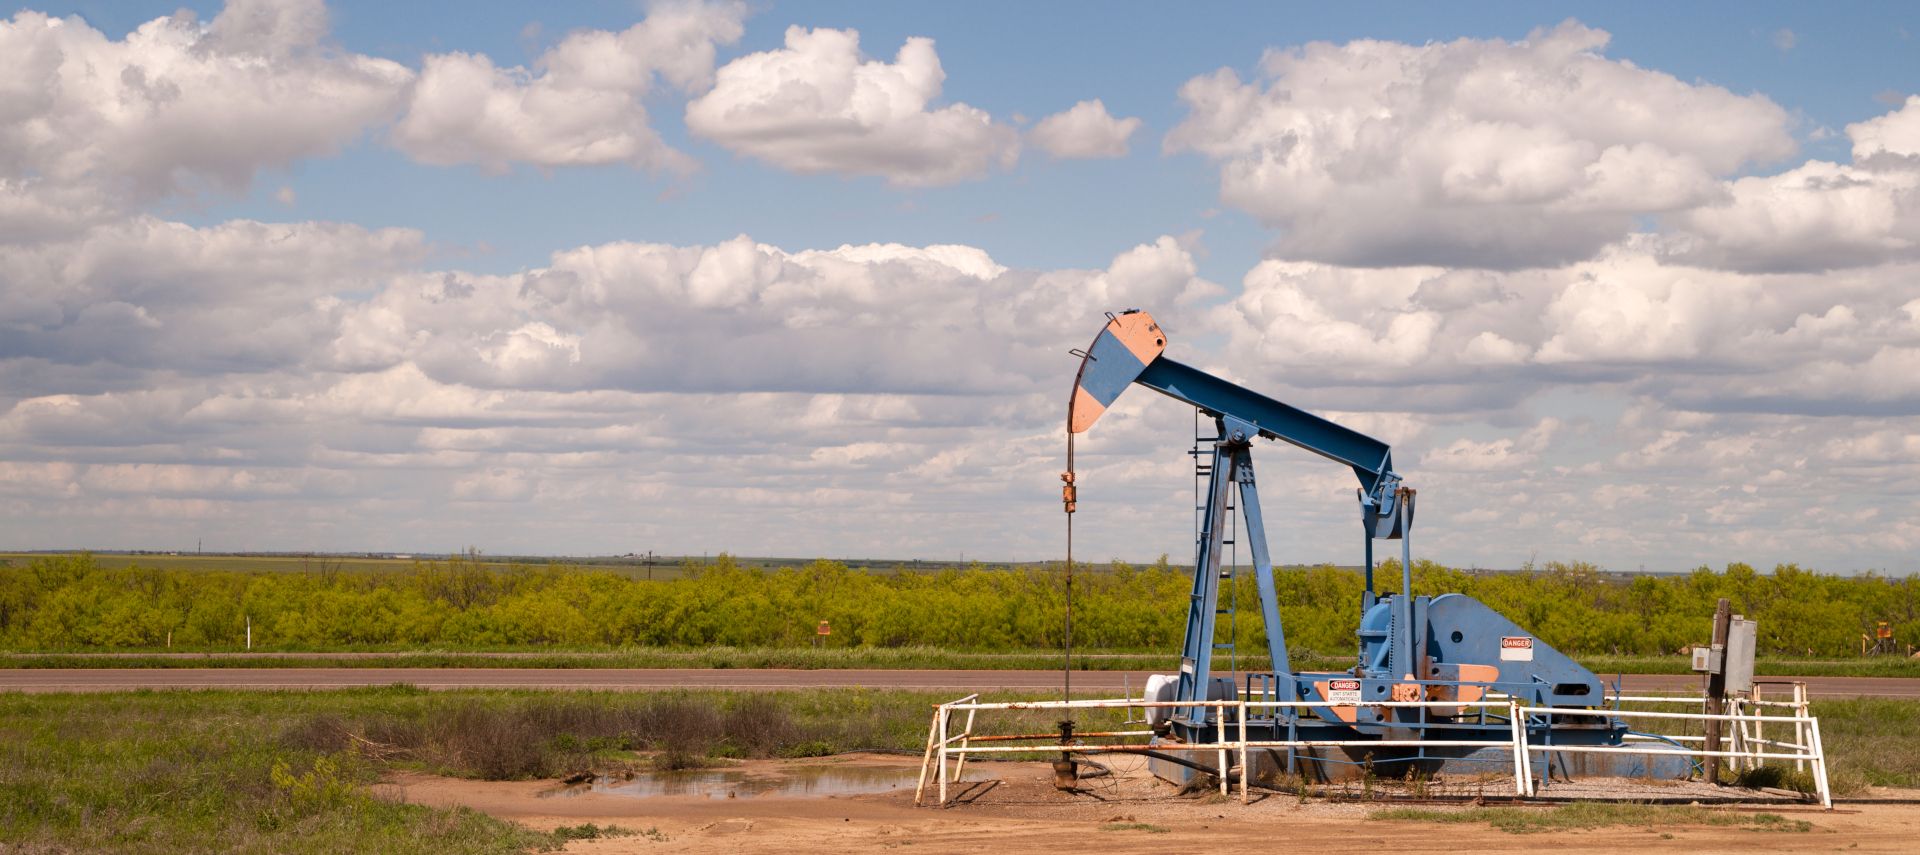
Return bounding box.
[915,686,1830,809]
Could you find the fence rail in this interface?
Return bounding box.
[915,686,1830,809]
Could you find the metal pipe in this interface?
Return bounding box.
[947,738,1518,755]
[950,743,1241,755]
[960,730,1155,742]
[1516,706,1811,724]
[1521,745,1820,762]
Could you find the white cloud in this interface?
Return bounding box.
[391,1,745,172]
[3,218,1919,569]
[1666,160,1920,271]
[1029,99,1140,159]
[334,233,1208,394]
[1851,95,1920,162]
[1216,242,1920,418]
[206,0,331,57]
[0,217,425,391]
[1165,21,1793,269]
[0,222,1229,560]
[0,2,411,222]
[685,26,1019,186]
[1669,97,1920,271]
[3,8,1919,573]
[450,467,537,502]
[1421,418,1559,472]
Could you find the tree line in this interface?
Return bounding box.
[0,553,1914,656]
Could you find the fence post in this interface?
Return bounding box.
[1239,701,1250,804]
[1508,700,1527,796]
[1703,598,1732,784]
[937,705,950,806]
[1729,697,1748,774]
[1520,706,1537,797]
[913,705,942,807]
[1808,716,1833,810]
[1793,683,1809,774]
[1216,707,1228,796]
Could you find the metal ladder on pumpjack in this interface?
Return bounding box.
[1191,411,1239,685]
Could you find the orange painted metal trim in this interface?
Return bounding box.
[1108,311,1166,366]
[1453,664,1499,704]
[1068,385,1107,434]
[1066,311,1166,435]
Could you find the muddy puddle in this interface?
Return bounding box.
[542,764,921,800]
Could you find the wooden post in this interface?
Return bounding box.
[1703,598,1731,785]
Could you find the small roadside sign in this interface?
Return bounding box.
[817,621,831,636]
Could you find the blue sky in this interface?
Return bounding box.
[43,1,1918,280]
[2,1,1918,573]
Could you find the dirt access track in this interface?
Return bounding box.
[395,754,1920,855]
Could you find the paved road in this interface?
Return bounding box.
[1,668,1915,698]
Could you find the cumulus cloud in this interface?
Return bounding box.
[332,233,1210,394]
[3,8,1918,572]
[1029,99,1140,159]
[0,225,1220,560]
[1165,21,1793,269]
[1851,95,1920,162]
[0,1,410,228]
[392,1,746,172]
[1216,242,1920,418]
[685,26,1019,185]
[1669,96,1920,271]
[0,217,425,394]
[3,216,1918,568]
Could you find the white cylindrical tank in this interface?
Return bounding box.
[1143,673,1177,727]
[1143,673,1235,728]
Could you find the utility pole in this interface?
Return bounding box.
[1703,597,1732,785]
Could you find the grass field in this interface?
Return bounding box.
[0,688,1910,853]
[0,687,1106,853]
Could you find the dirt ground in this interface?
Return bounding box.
[391,754,1920,854]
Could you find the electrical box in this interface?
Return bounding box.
[1725,616,1757,693]
[1690,646,1715,672]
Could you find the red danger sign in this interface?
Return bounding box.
[1326,678,1362,704]
[1500,636,1534,662]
